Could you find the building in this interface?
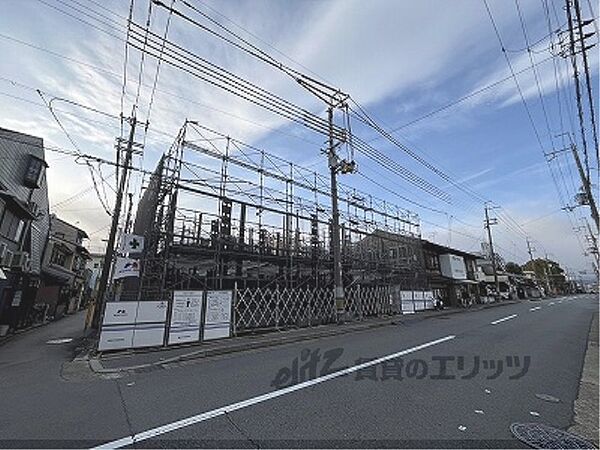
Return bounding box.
[85,252,104,302]
[351,230,481,306]
[36,215,91,318]
[421,240,480,306]
[351,229,427,289]
[0,128,50,333]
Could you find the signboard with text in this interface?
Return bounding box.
[168,291,204,345]
[203,290,232,340]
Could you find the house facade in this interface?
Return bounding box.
[36,215,91,318]
[0,128,50,332]
[421,240,480,306]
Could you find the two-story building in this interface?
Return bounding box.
[421,240,480,306]
[0,128,50,333]
[36,215,91,318]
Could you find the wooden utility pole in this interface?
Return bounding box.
[484,203,500,299]
[92,115,137,329]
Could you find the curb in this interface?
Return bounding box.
[89,318,398,374]
[89,299,522,374]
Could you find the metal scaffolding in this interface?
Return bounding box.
[130,121,427,302]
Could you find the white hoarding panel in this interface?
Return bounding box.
[402,301,415,314]
[203,290,232,340]
[102,302,139,325]
[132,323,165,348]
[400,291,413,301]
[168,291,203,345]
[439,254,467,280]
[136,301,168,323]
[98,325,134,351]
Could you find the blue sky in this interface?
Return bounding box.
[0,0,597,277]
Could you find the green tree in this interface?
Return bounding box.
[523,258,567,293]
[505,261,523,274]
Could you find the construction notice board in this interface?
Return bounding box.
[203,290,232,340]
[168,290,203,345]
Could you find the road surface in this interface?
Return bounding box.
[0,294,597,448]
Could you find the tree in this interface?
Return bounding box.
[523,258,567,293]
[505,262,523,275]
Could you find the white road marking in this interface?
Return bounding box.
[46,338,73,344]
[529,306,541,312]
[93,335,456,449]
[490,314,518,325]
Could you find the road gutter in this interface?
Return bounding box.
[567,311,599,445]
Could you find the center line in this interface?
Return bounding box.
[529,306,541,312]
[93,335,456,449]
[491,314,518,325]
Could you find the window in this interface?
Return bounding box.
[0,209,25,242]
[23,155,46,188]
[50,247,67,267]
[425,252,440,270]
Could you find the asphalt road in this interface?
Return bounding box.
[0,294,597,448]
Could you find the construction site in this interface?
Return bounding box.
[116,119,430,331]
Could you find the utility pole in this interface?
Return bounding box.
[583,219,600,267]
[572,0,599,166]
[92,115,137,329]
[328,106,344,317]
[565,0,591,183]
[526,237,535,263]
[543,253,552,295]
[570,143,599,231]
[526,237,545,293]
[484,203,500,299]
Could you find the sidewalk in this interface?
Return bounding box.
[568,311,599,445]
[90,299,520,374]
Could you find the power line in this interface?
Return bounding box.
[36,89,113,215]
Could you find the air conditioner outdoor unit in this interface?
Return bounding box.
[11,252,30,271]
[2,249,14,268]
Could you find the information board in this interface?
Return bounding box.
[203,290,232,340]
[168,290,203,345]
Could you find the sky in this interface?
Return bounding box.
[0,0,598,279]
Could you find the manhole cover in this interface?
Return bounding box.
[510,422,595,449]
[535,393,560,403]
[46,338,73,344]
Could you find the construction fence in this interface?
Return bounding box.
[98,284,435,351]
